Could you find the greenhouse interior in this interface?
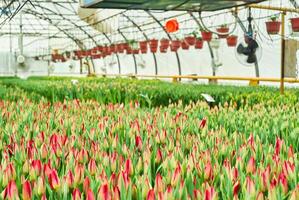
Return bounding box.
[0,0,298,200]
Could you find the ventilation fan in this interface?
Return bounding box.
[235,35,262,66]
[232,8,261,77]
[17,55,26,65]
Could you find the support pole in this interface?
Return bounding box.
[280,12,286,95]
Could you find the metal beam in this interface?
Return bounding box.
[249,4,299,13]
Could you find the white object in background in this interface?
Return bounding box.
[71,79,79,85]
[201,93,215,103]
[17,55,26,64]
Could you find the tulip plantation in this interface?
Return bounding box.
[0,77,298,200]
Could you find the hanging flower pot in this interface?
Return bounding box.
[265,21,281,34]
[226,35,238,47]
[133,49,140,54]
[126,46,133,54]
[216,25,229,38]
[96,46,103,52]
[160,46,167,53]
[290,17,299,32]
[160,39,170,49]
[181,40,190,50]
[139,41,148,53]
[170,40,181,52]
[165,19,179,33]
[185,35,196,45]
[201,31,213,42]
[195,39,203,49]
[110,44,116,53]
[116,43,124,53]
[149,39,158,53]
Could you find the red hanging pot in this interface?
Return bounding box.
[149,39,158,53]
[139,41,148,51]
[226,35,238,47]
[170,40,181,52]
[201,31,213,42]
[116,43,125,53]
[110,44,116,53]
[195,39,203,49]
[184,36,196,45]
[160,39,170,49]
[133,49,140,54]
[165,19,179,33]
[216,27,229,38]
[96,46,103,52]
[126,46,133,54]
[160,46,167,53]
[290,17,299,32]
[181,40,190,50]
[265,21,281,34]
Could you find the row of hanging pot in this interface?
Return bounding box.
[51,33,238,62]
[266,16,299,35]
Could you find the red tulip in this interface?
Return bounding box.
[30,160,42,180]
[171,164,181,186]
[78,149,89,163]
[83,177,90,194]
[5,163,16,181]
[98,184,111,200]
[112,186,120,200]
[233,181,240,197]
[246,177,255,195]
[41,194,47,200]
[2,180,19,200]
[88,159,97,176]
[74,164,84,186]
[204,162,213,180]
[246,157,256,174]
[288,145,294,159]
[155,149,163,164]
[86,189,95,200]
[282,161,295,179]
[40,143,48,159]
[43,162,52,177]
[72,188,81,200]
[125,158,133,176]
[275,138,283,156]
[22,181,32,200]
[48,169,60,190]
[135,135,143,151]
[66,170,74,188]
[155,173,164,193]
[200,118,207,129]
[193,189,202,199]
[278,173,288,194]
[204,186,217,200]
[147,189,155,200]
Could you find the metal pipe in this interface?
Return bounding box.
[249,4,299,13]
[280,12,286,95]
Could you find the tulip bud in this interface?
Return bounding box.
[22,160,30,174]
[135,135,143,151]
[155,149,163,165]
[66,170,74,189]
[98,184,111,200]
[30,160,42,181]
[72,188,81,200]
[125,159,133,176]
[86,189,95,200]
[147,189,155,200]
[83,177,90,194]
[171,164,181,186]
[246,157,256,174]
[199,118,207,129]
[2,180,19,200]
[278,173,288,194]
[74,164,84,186]
[233,181,240,197]
[204,186,217,200]
[204,162,213,181]
[40,143,48,160]
[246,177,255,197]
[112,186,120,200]
[77,149,88,164]
[256,192,264,200]
[36,176,46,196]
[22,181,32,200]
[41,194,47,200]
[155,173,164,193]
[88,159,97,176]
[48,169,60,191]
